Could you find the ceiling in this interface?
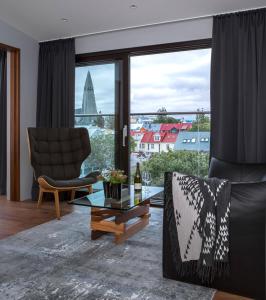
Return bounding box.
[0,0,265,41]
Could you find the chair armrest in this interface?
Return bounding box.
[85,171,101,180]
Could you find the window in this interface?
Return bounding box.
[75,39,212,188]
[130,47,211,185]
[75,62,120,181]
[200,137,209,142]
[154,135,160,141]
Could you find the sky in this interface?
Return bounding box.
[75,63,115,113]
[75,48,211,114]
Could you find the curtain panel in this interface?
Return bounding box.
[0,49,7,195]
[211,8,266,163]
[36,38,75,128]
[34,38,75,200]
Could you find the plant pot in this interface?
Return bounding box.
[103,181,112,198]
[111,183,122,200]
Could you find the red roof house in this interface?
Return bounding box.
[141,132,165,143]
[161,133,178,143]
[160,123,192,133]
[141,132,178,144]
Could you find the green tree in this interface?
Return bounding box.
[96,112,105,128]
[130,136,137,153]
[83,134,115,173]
[190,110,210,132]
[105,116,115,130]
[142,150,209,186]
[153,107,181,124]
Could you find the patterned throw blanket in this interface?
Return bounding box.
[171,172,231,283]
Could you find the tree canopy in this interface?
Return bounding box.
[153,107,181,124]
[142,150,209,186]
[84,134,115,173]
[190,111,210,132]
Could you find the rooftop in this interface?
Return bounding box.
[174,131,210,152]
[141,132,178,144]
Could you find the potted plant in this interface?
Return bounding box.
[98,169,127,199]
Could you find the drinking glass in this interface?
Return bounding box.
[142,171,152,195]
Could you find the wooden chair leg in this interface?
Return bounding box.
[88,185,93,194]
[37,188,44,208]
[54,190,60,220]
[70,189,75,201]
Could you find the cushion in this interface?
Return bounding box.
[40,175,97,188]
[209,157,266,182]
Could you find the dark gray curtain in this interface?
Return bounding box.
[33,38,75,199]
[0,50,7,195]
[36,38,75,127]
[211,8,266,163]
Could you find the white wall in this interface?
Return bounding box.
[0,19,39,200]
[76,17,212,54]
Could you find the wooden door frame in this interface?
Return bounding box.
[0,43,20,201]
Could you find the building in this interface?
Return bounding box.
[143,123,161,132]
[74,71,98,126]
[160,133,178,152]
[160,123,192,133]
[82,70,97,115]
[130,123,145,131]
[130,130,144,152]
[174,131,210,152]
[140,132,178,153]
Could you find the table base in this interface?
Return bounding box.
[90,202,150,244]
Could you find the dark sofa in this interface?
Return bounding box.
[163,157,265,299]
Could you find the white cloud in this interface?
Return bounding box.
[130,48,211,113]
[75,48,211,114]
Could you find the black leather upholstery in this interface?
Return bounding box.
[40,175,97,188]
[209,157,266,182]
[28,127,91,180]
[163,157,265,299]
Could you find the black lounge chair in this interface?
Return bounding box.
[27,127,99,219]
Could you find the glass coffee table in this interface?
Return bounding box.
[69,185,164,244]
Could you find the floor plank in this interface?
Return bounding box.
[0,195,80,239]
[0,196,251,300]
[214,291,252,300]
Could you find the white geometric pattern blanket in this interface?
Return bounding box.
[172,172,231,282]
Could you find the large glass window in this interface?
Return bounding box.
[75,41,212,191]
[130,49,211,186]
[75,63,116,176]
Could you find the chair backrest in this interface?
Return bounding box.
[209,157,266,182]
[27,127,91,180]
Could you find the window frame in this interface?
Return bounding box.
[75,38,212,178]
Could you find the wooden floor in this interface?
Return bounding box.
[0,195,77,239]
[0,196,252,300]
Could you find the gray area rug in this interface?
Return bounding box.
[0,207,215,300]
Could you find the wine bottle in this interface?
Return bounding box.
[134,163,142,192]
[134,190,142,204]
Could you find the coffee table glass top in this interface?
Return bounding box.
[69,185,164,211]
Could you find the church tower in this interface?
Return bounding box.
[82,70,97,114]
